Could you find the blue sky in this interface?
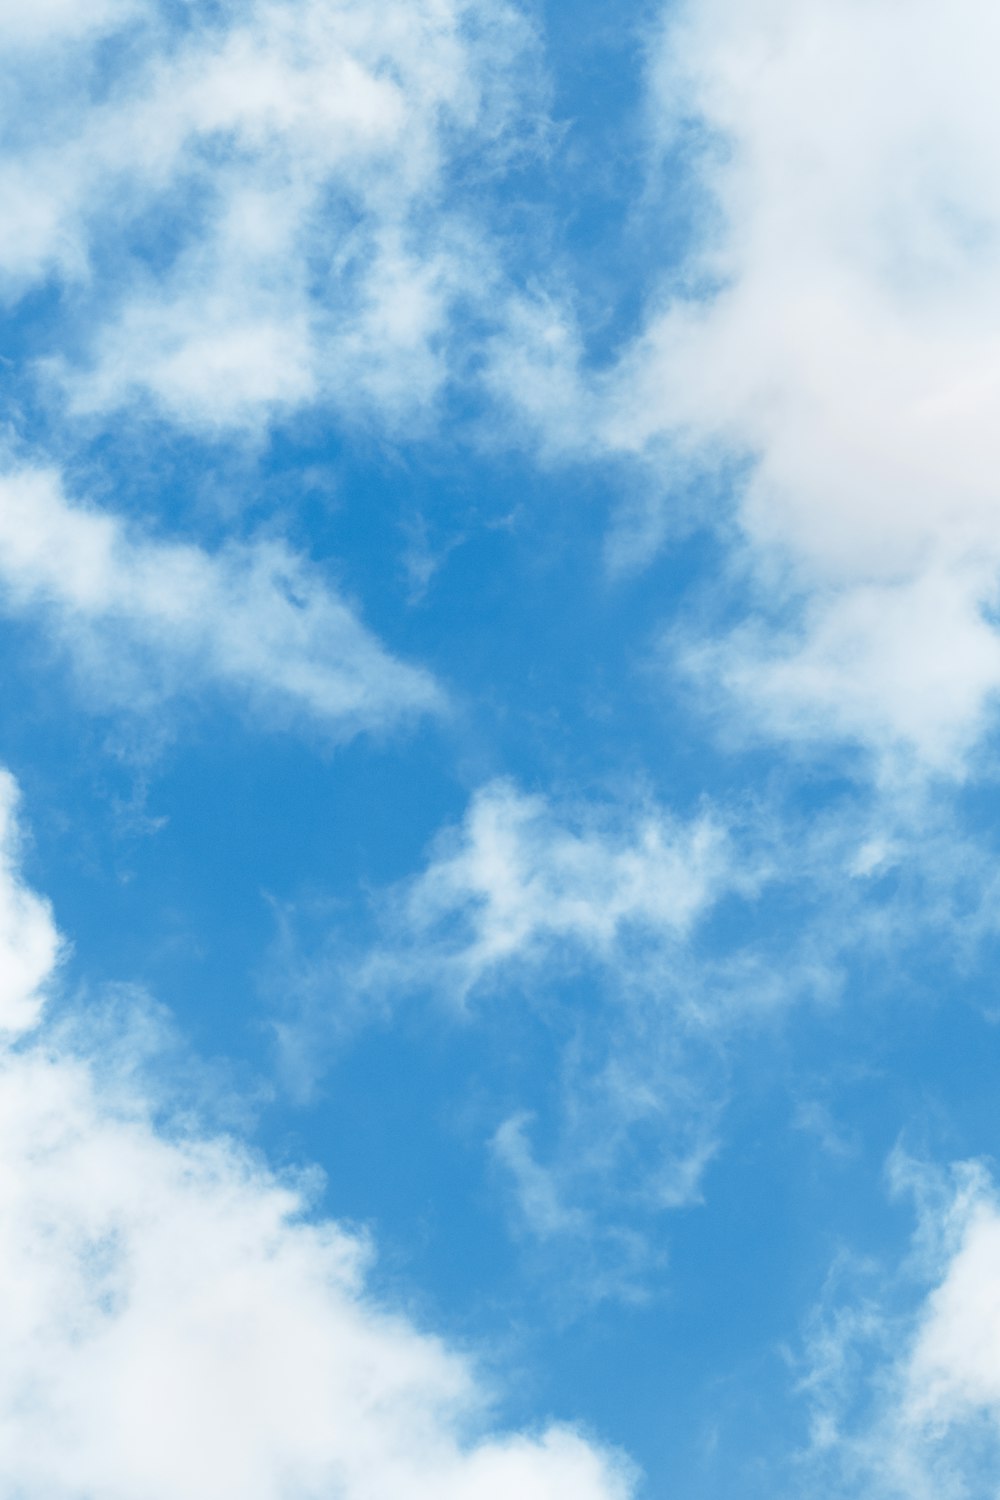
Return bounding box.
[5,2,1000,1496]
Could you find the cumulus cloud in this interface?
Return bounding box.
[0,772,633,1500]
[0,1043,634,1500]
[2,0,540,429]
[0,464,441,736]
[610,0,1000,773]
[14,0,997,777]
[483,0,1000,774]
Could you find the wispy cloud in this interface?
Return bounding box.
[0,0,137,48]
[792,1154,1000,1499]
[269,771,1000,1298]
[378,778,735,1004]
[0,464,442,738]
[1,0,543,433]
[269,779,757,1285]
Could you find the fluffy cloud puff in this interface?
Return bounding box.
[598,0,1000,774]
[0,1044,633,1500]
[0,770,633,1500]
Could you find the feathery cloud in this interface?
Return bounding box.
[1,0,540,432]
[0,465,441,737]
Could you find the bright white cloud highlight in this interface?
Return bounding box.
[590,0,1000,772]
[0,465,440,736]
[0,773,634,1500]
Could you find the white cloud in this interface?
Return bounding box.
[382,778,736,1002]
[796,1157,1000,1499]
[492,1112,588,1240]
[281,776,1000,1262]
[0,770,60,1037]
[270,780,746,1273]
[679,566,1000,778]
[486,0,1000,773]
[0,0,136,48]
[0,1042,634,1500]
[629,0,1000,771]
[272,773,1000,1288]
[0,772,634,1500]
[905,1201,1000,1424]
[0,0,539,430]
[0,464,441,736]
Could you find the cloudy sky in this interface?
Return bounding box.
[4,2,1000,1495]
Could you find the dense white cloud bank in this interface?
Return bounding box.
[618,0,1000,772]
[0,465,440,735]
[0,1047,633,1500]
[485,0,1000,774]
[0,774,633,1499]
[2,0,538,428]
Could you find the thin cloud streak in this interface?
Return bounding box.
[0,465,442,738]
